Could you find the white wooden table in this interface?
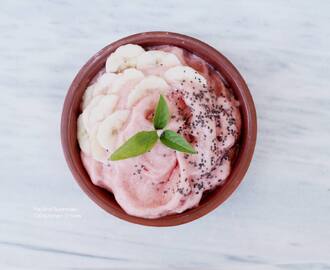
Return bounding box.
[1,0,329,269]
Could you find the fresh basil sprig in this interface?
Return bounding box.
[160,130,197,154]
[153,94,170,130]
[110,95,196,161]
[110,131,158,161]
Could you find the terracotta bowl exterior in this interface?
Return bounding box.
[61,32,257,226]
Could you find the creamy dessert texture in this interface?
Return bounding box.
[77,44,241,218]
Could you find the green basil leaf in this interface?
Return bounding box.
[110,131,158,161]
[153,95,170,130]
[160,130,197,154]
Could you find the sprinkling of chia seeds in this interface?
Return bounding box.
[197,182,204,190]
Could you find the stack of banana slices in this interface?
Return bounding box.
[77,44,208,163]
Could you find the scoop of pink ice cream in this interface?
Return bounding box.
[80,45,241,218]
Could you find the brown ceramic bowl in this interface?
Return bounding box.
[61,32,257,226]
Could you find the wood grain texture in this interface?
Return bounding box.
[0,0,329,269]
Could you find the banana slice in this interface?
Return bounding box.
[83,95,118,133]
[90,127,107,162]
[77,114,91,154]
[127,76,170,107]
[93,73,118,96]
[81,84,96,110]
[82,95,103,131]
[81,73,118,109]
[164,66,207,86]
[136,50,181,70]
[97,110,130,150]
[109,68,144,94]
[106,44,145,73]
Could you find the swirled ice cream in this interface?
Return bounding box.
[77,44,241,218]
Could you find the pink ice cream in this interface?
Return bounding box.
[79,45,241,218]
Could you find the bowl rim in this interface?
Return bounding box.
[61,31,257,226]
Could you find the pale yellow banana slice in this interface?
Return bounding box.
[77,114,91,155]
[81,84,96,110]
[136,50,181,70]
[83,95,118,133]
[127,76,170,107]
[90,127,107,162]
[96,110,130,150]
[164,66,207,86]
[93,73,118,96]
[106,44,145,73]
[109,68,144,94]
